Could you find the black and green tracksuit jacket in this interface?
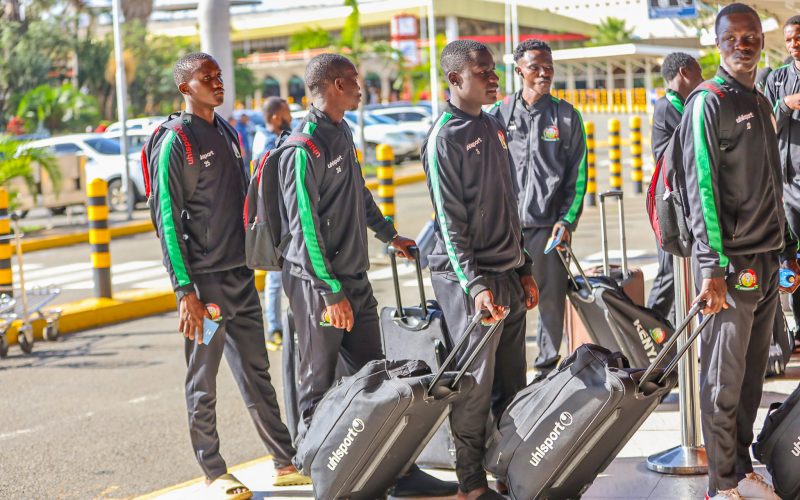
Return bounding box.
[651,89,684,161]
[764,62,800,184]
[148,112,249,296]
[277,106,397,306]
[488,92,587,232]
[681,69,790,279]
[421,101,532,300]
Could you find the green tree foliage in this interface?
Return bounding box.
[0,19,65,123]
[234,50,258,102]
[0,136,61,201]
[123,21,198,116]
[587,17,635,46]
[288,27,334,51]
[698,50,721,80]
[76,37,114,119]
[17,83,100,134]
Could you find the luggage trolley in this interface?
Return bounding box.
[0,215,61,358]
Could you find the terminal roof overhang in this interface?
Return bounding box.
[552,43,702,63]
[151,0,595,42]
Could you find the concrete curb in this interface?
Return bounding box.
[364,171,426,191]
[4,288,175,346]
[22,220,154,253]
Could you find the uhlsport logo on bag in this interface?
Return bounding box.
[530,412,573,467]
[327,418,366,471]
[792,434,800,457]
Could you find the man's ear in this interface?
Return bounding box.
[178,82,191,96]
[515,65,523,77]
[448,71,462,88]
[333,77,345,94]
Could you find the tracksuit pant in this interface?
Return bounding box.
[693,252,778,494]
[648,243,675,324]
[430,270,527,492]
[282,266,383,441]
[524,227,568,368]
[184,266,295,480]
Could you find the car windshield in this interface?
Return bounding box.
[344,112,385,126]
[369,114,397,124]
[84,137,122,155]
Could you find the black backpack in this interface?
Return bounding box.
[140,112,242,234]
[243,131,323,270]
[646,78,734,257]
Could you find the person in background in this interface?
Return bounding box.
[252,96,293,349]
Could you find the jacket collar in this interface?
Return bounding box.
[716,66,756,94]
[443,100,485,121]
[517,90,553,112]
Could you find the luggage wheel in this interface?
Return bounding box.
[43,320,59,342]
[17,323,33,354]
[0,333,7,358]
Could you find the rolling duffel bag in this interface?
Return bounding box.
[752,382,800,499]
[484,303,712,499]
[380,246,457,469]
[295,310,505,500]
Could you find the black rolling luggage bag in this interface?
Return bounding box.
[380,246,456,469]
[295,311,505,500]
[484,303,712,499]
[752,383,800,499]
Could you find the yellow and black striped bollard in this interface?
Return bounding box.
[585,121,597,207]
[87,179,112,298]
[629,115,643,193]
[0,188,11,296]
[608,118,623,192]
[376,144,395,222]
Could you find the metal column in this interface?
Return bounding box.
[646,255,707,474]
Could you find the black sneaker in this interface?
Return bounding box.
[390,464,458,497]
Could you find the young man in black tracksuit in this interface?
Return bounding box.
[764,15,800,340]
[423,40,539,500]
[277,53,456,497]
[147,53,307,498]
[682,6,794,499]
[489,39,586,373]
[648,52,703,323]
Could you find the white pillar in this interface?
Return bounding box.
[645,60,654,113]
[625,59,634,111]
[566,63,576,92]
[606,61,614,110]
[198,0,234,119]
[445,15,458,42]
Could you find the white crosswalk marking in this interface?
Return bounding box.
[8,260,171,291]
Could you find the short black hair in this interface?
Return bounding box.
[715,3,760,36]
[305,53,355,96]
[661,52,697,82]
[173,52,216,88]
[785,15,800,28]
[262,96,287,120]
[513,39,552,61]
[440,40,489,78]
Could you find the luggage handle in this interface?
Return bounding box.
[426,310,506,396]
[557,242,594,295]
[599,191,629,279]
[388,246,428,318]
[638,301,713,389]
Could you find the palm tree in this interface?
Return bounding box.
[588,17,635,46]
[122,0,154,24]
[0,137,61,206]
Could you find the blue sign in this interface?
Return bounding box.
[648,0,696,19]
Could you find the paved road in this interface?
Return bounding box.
[0,160,668,498]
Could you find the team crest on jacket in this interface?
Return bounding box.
[735,268,758,291]
[542,124,560,142]
[497,130,508,150]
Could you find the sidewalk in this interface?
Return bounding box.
[139,360,799,500]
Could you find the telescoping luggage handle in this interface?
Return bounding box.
[599,191,629,279]
[556,242,594,295]
[425,310,506,397]
[638,301,713,389]
[388,245,428,317]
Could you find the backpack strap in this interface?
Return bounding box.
[555,97,573,154]
[698,77,734,151]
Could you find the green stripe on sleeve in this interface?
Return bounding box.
[774,97,781,114]
[563,109,587,224]
[302,121,317,135]
[692,91,729,268]
[294,148,342,294]
[157,130,192,287]
[427,112,471,292]
[666,90,684,114]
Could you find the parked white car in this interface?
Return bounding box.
[20,133,144,212]
[369,105,432,126]
[105,116,165,134]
